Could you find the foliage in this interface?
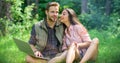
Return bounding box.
[79,12,120,39]
[77,0,120,39]
[1,0,39,36]
[8,0,24,23]
[59,0,81,15]
[108,13,120,38]
[0,17,10,36]
[78,13,109,30]
[112,0,120,14]
[11,0,37,22]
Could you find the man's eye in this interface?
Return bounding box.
[51,11,54,13]
[56,12,59,13]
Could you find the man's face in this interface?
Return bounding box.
[46,6,59,22]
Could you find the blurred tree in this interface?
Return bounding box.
[112,0,120,14]
[105,0,112,15]
[0,0,119,37]
[72,0,81,15]
[81,0,88,14]
[0,0,11,19]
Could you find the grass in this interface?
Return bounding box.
[89,30,120,63]
[0,30,30,63]
[96,38,120,63]
[0,29,120,63]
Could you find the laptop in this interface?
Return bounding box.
[13,38,49,60]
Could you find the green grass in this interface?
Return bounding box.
[0,29,120,63]
[89,30,120,63]
[0,31,30,63]
[96,38,120,63]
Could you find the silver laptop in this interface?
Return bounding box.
[13,38,49,60]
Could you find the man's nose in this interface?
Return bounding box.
[54,12,58,16]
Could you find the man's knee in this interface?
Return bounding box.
[25,55,48,63]
[25,55,32,63]
[25,55,37,63]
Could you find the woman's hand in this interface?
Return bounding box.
[72,42,78,48]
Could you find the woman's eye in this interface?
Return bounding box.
[63,13,65,15]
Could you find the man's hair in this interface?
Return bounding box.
[46,2,60,11]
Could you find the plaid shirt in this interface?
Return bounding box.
[42,23,60,58]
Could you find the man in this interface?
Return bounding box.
[25,2,64,63]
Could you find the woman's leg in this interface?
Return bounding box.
[80,38,99,63]
[48,51,67,63]
[66,43,77,63]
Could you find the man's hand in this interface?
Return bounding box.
[34,51,43,58]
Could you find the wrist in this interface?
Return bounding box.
[33,50,38,53]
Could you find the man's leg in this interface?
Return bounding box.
[25,55,47,63]
[48,51,67,63]
[80,38,99,63]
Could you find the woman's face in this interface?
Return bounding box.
[60,10,69,23]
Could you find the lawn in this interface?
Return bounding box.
[0,30,120,63]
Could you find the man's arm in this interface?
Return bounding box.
[29,25,43,58]
[30,44,43,58]
[29,44,37,52]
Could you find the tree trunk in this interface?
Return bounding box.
[105,0,111,15]
[0,0,6,18]
[34,0,39,14]
[6,2,11,20]
[0,0,11,19]
[81,0,88,14]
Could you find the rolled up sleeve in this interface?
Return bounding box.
[29,25,37,45]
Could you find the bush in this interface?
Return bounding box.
[78,13,110,31]
[4,0,39,36]
[0,17,9,36]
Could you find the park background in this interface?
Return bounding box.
[0,0,120,63]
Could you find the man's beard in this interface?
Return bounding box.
[48,16,57,22]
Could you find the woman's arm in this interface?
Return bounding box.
[76,25,92,49]
[77,41,91,49]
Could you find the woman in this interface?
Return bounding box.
[48,8,99,63]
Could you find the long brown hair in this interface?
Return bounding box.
[64,8,81,25]
[64,8,87,32]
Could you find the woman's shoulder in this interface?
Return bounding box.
[74,24,87,32]
[73,24,83,29]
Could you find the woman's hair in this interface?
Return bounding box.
[64,8,81,25]
[46,2,60,11]
[64,8,88,32]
